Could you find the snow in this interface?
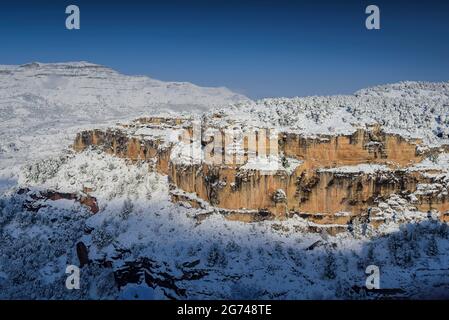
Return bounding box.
[170,140,203,165]
[210,81,449,146]
[239,155,282,172]
[1,62,449,299]
[0,61,248,178]
[319,164,391,174]
[239,155,302,175]
[0,149,448,299]
[119,284,156,300]
[408,153,449,172]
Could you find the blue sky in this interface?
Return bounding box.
[0,0,448,98]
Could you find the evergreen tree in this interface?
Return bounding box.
[323,252,337,280]
[426,236,439,256]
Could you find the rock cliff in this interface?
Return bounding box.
[73,115,449,232]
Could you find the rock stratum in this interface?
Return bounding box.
[73,114,449,233]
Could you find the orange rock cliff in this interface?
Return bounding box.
[73,116,449,231]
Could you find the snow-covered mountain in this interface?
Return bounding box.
[0,63,448,300]
[0,62,249,178]
[0,61,247,116]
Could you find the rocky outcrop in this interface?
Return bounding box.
[113,257,207,299]
[72,117,449,230]
[19,188,99,214]
[76,242,90,267]
[74,128,172,174]
[281,124,423,169]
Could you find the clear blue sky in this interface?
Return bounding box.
[0,0,448,98]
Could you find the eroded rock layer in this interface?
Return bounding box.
[72,117,449,228]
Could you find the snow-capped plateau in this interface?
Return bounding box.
[213,81,449,146]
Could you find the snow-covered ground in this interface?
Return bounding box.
[1,62,449,299]
[1,150,448,299]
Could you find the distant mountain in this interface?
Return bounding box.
[0,61,248,124]
[0,62,249,169]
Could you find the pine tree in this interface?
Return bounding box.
[426,236,439,256]
[120,198,134,219]
[323,252,337,280]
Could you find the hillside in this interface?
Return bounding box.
[0,63,448,299]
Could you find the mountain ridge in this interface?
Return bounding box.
[0,61,249,171]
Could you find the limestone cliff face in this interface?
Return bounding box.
[74,126,171,174]
[280,125,423,169]
[73,117,449,229]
